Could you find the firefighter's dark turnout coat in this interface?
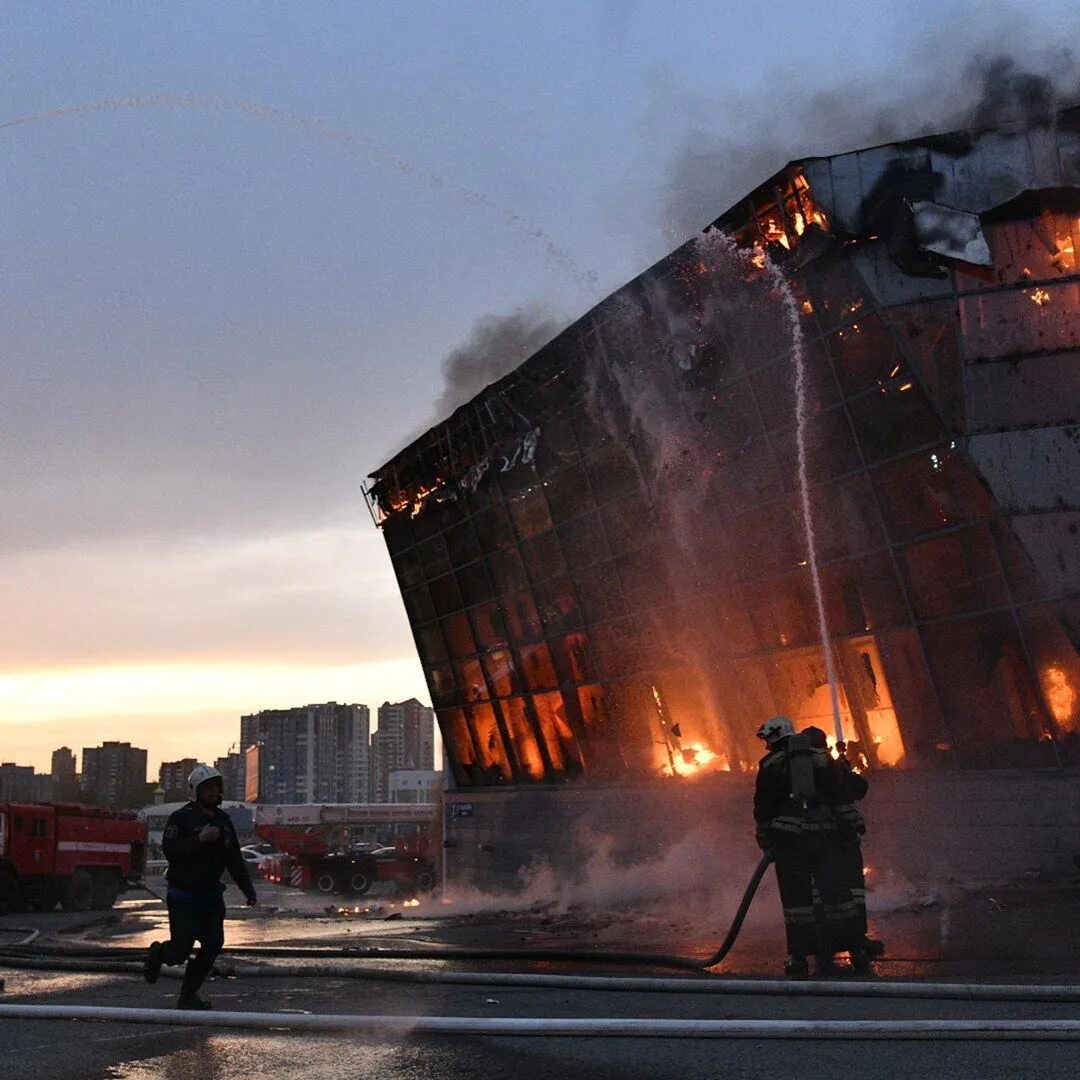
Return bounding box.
[159,802,256,998]
[754,738,864,959]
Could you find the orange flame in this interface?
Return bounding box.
[387,481,444,519]
[1042,664,1077,728]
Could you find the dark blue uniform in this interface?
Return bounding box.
[158,802,255,999]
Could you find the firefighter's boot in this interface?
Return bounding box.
[143,941,164,985]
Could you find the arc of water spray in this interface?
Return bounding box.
[697,232,844,744]
[0,94,598,292]
[762,260,845,745]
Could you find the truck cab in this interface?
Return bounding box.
[1,804,55,874]
[0,802,147,914]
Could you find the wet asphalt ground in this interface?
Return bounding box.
[3,873,1080,1079]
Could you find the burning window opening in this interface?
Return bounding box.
[648,682,737,779]
[367,424,541,525]
[1042,664,1077,728]
[729,167,832,263]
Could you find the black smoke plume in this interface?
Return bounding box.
[432,306,563,418]
[965,53,1076,128]
[657,48,1080,245]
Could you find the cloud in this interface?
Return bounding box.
[0,518,413,667]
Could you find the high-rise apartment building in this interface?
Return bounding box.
[0,762,50,802]
[80,742,148,809]
[50,747,79,801]
[371,699,435,802]
[336,704,371,803]
[241,702,370,803]
[158,758,198,802]
[214,751,247,802]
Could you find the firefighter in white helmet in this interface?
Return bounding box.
[753,717,866,977]
[143,764,256,1009]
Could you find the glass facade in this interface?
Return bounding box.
[368,146,1080,788]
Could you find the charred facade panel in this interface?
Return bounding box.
[368,110,1080,787]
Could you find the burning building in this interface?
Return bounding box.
[367,110,1080,889]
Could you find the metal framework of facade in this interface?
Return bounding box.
[367,109,1080,788]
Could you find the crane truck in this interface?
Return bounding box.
[254,803,437,898]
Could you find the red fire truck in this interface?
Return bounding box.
[259,828,436,897]
[254,803,437,898]
[0,802,147,914]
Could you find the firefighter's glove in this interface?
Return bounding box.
[755,827,772,852]
[245,891,258,907]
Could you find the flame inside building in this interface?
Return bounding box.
[367,111,1080,790]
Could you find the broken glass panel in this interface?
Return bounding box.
[900,525,1010,620]
[464,703,512,783]
[497,697,546,780]
[920,612,1051,766]
[871,445,993,544]
[959,281,1080,360]
[847,383,944,464]
[428,572,464,617]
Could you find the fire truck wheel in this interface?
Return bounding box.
[91,871,120,910]
[347,870,371,896]
[412,868,436,893]
[60,869,95,912]
[314,871,338,894]
[0,869,19,915]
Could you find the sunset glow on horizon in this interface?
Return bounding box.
[1,656,429,774]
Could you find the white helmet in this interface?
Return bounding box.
[187,764,224,803]
[756,716,795,745]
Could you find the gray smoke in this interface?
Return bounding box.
[657,46,1080,244]
[432,306,564,418]
[965,52,1077,127]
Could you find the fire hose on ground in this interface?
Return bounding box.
[8,851,1080,1008]
[6,849,1080,1040]
[0,852,775,975]
[3,1003,1080,1040]
[5,951,1080,1004]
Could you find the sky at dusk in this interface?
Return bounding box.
[4,2,1079,775]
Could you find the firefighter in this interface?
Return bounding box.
[804,726,885,961]
[143,764,257,1009]
[753,717,865,977]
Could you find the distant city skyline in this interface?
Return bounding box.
[4,700,440,809]
[5,689,439,780]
